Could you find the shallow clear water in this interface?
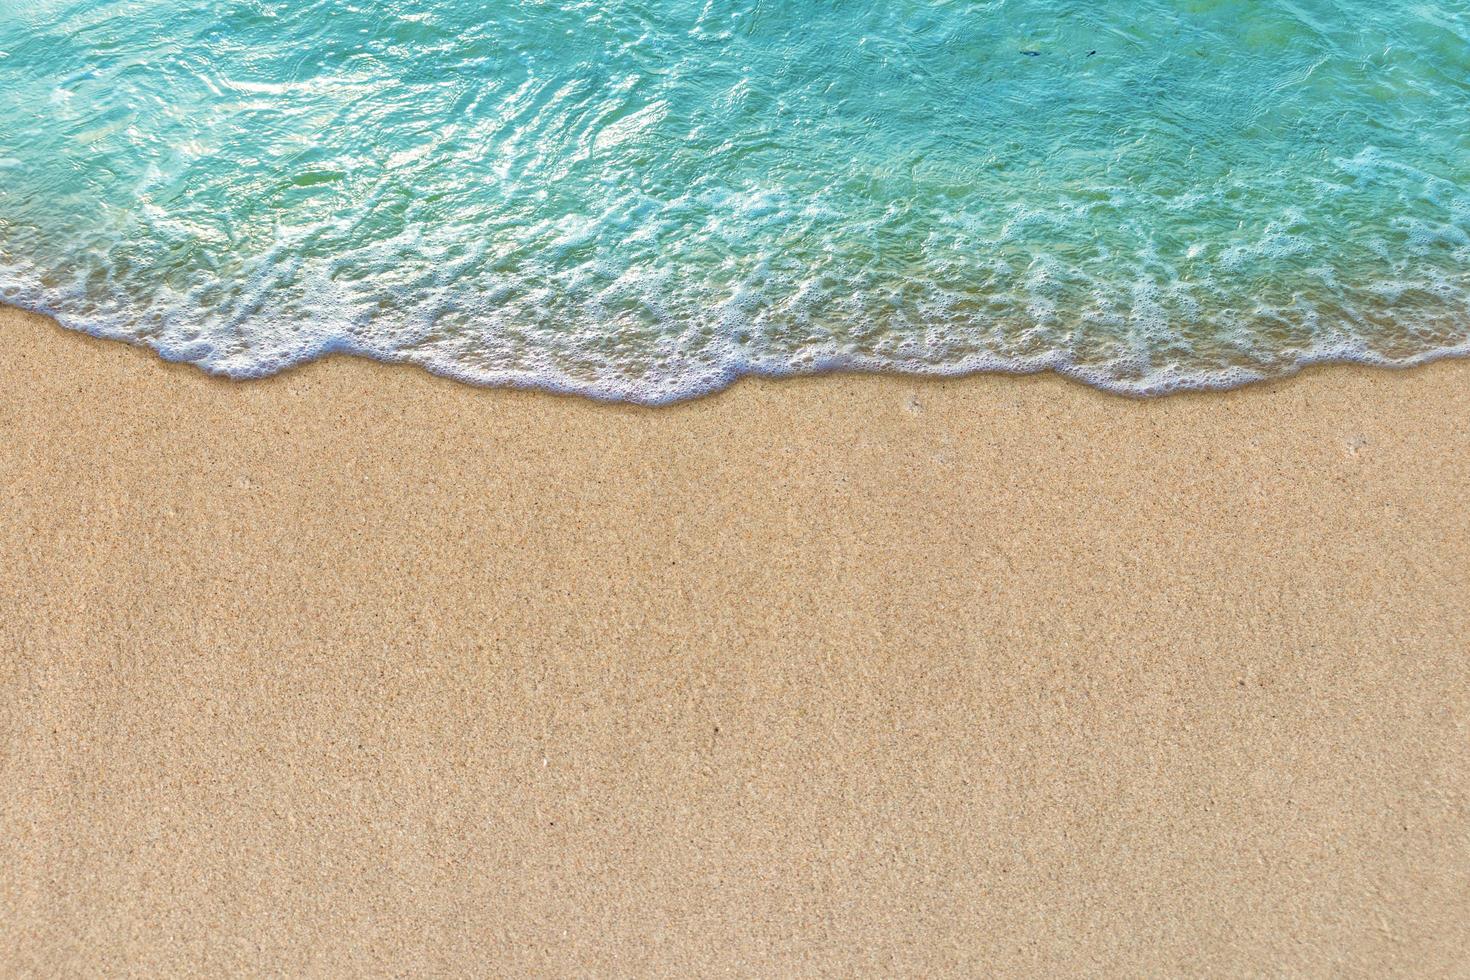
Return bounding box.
[1,1,1468,402]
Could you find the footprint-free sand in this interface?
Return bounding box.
[3,304,1467,975]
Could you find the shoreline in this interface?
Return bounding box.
[8,298,1470,406]
[3,302,1469,974]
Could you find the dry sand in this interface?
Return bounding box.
[2,303,1468,976]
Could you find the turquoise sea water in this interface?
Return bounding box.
[1,1,1467,402]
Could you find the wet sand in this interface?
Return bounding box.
[2,303,1468,975]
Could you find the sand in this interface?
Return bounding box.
[2,302,1468,976]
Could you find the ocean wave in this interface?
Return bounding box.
[2,0,1467,403]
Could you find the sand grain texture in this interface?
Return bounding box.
[2,305,1468,976]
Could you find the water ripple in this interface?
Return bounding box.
[1,0,1467,402]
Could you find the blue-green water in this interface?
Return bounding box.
[1,1,1467,402]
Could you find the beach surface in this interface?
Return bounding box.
[2,303,1468,975]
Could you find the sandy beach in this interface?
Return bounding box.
[2,302,1468,974]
